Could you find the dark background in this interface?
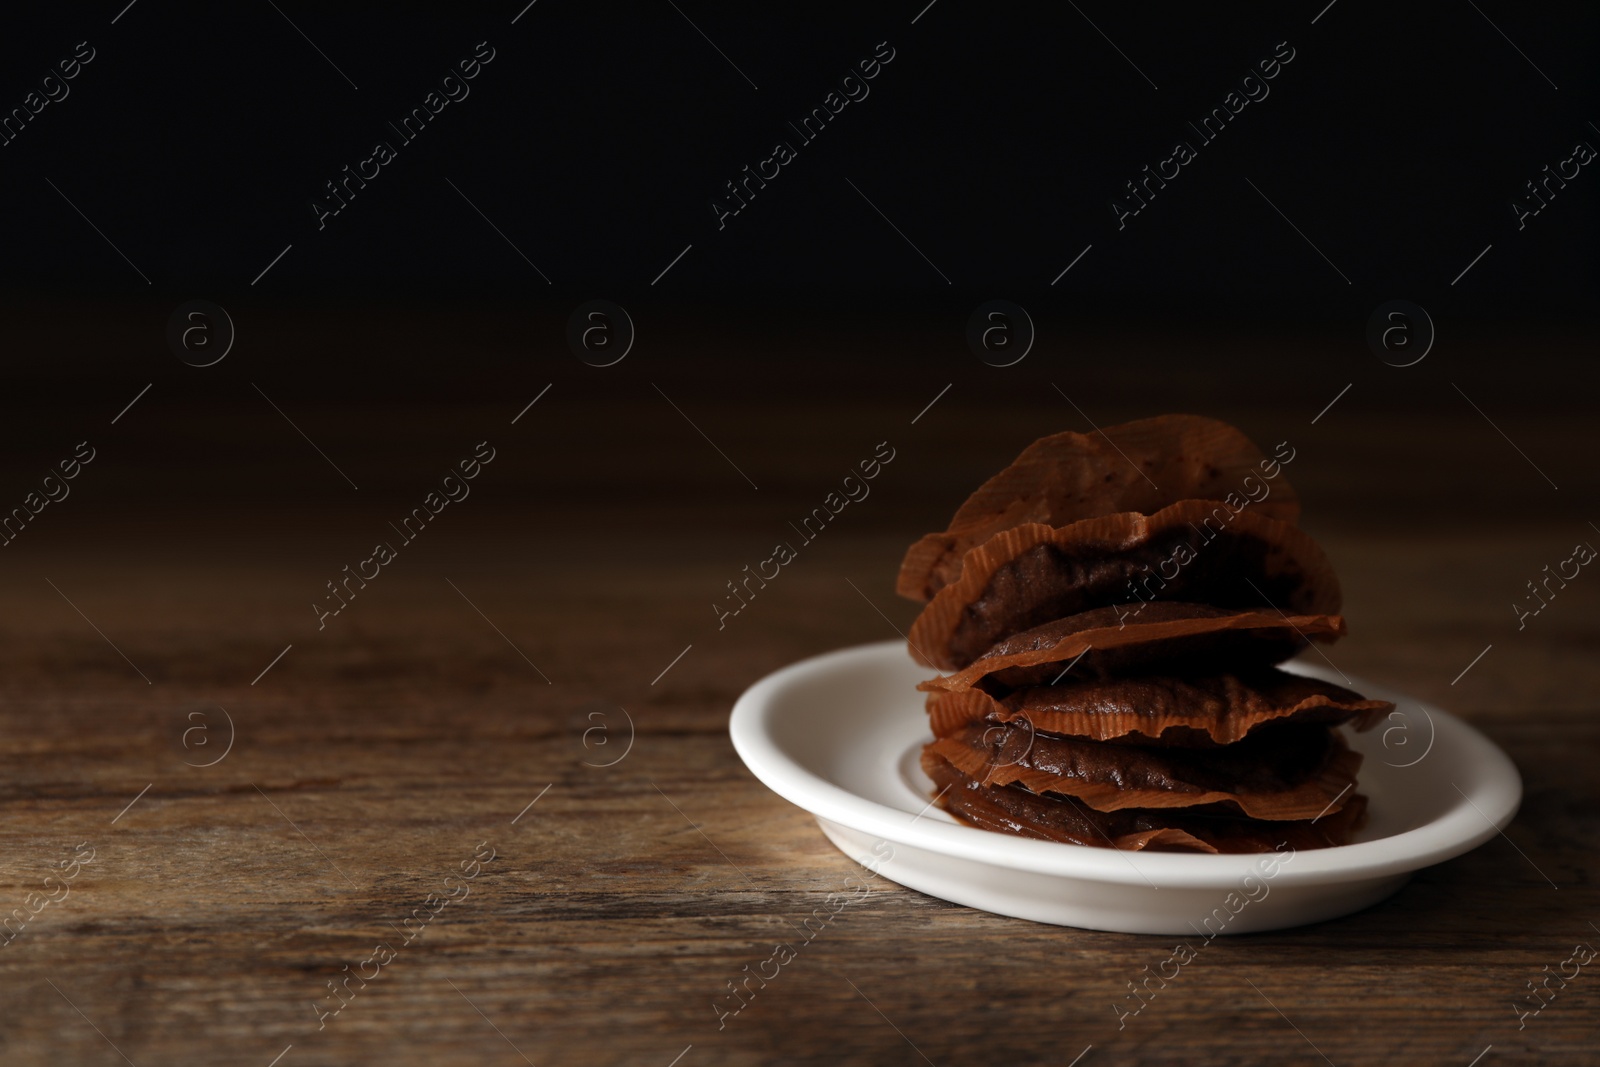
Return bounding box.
[1,0,1594,502]
[1,0,1594,304]
[2,0,1596,612]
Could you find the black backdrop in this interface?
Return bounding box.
[0,0,1593,314]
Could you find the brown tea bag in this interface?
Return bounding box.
[897,415,1301,601]
[922,747,1369,853]
[906,501,1342,670]
[919,603,1346,691]
[927,721,1363,820]
[924,668,1389,745]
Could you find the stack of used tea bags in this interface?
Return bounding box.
[898,416,1388,852]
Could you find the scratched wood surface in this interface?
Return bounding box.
[0,313,1597,1066]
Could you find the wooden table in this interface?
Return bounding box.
[1,310,1596,1065]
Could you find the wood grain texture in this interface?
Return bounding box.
[0,347,1596,1067]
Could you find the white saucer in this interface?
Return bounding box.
[728,640,1521,934]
